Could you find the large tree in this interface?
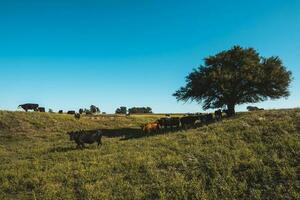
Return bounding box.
[173,46,292,116]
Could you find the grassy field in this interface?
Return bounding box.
[0,110,299,199]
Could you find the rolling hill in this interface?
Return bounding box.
[0,109,299,199]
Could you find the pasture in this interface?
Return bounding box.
[0,109,299,199]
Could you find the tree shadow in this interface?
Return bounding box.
[63,118,227,143]
[50,128,183,153]
[101,127,183,141]
[101,128,142,138]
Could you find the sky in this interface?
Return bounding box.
[0,0,299,113]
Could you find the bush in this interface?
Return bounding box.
[128,107,152,114]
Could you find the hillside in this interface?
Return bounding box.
[0,110,299,199]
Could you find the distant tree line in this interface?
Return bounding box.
[115,106,153,114]
[128,107,152,114]
[79,105,101,115]
[115,106,127,114]
[18,103,154,115]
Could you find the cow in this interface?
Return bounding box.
[214,109,222,121]
[37,107,45,112]
[141,122,160,134]
[18,103,39,112]
[201,113,214,124]
[222,109,230,117]
[180,115,200,129]
[247,106,264,111]
[58,110,63,114]
[74,113,81,120]
[68,130,103,148]
[67,111,76,115]
[157,117,180,131]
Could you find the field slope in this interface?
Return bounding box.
[0,110,299,199]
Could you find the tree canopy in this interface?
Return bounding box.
[115,106,127,114]
[128,107,152,114]
[173,46,292,116]
[90,105,100,114]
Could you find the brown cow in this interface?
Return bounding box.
[141,122,160,134]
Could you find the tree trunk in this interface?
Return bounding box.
[227,104,236,117]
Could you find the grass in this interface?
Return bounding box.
[0,109,299,199]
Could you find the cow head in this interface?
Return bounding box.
[141,124,148,132]
[96,130,103,137]
[68,132,77,141]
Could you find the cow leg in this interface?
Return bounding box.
[79,142,85,148]
[75,142,81,149]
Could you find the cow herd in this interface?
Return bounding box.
[17,103,264,148]
[141,109,223,134]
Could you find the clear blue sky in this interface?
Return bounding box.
[0,0,299,113]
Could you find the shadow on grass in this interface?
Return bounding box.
[50,122,221,153]
[61,119,222,145]
[102,127,182,140]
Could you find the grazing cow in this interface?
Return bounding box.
[67,110,76,115]
[222,109,230,117]
[85,110,92,115]
[68,130,103,148]
[37,107,45,112]
[18,103,39,112]
[74,113,81,120]
[214,109,222,121]
[180,115,200,129]
[58,110,63,114]
[141,122,160,134]
[201,113,214,124]
[247,106,264,111]
[158,117,180,131]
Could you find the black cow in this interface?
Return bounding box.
[67,111,76,115]
[68,130,103,148]
[222,109,230,117]
[74,113,81,120]
[214,109,222,121]
[158,117,180,131]
[58,110,63,114]
[201,113,214,124]
[18,104,39,112]
[37,107,45,112]
[247,106,264,111]
[180,115,201,129]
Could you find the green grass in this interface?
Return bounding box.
[0,109,299,199]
